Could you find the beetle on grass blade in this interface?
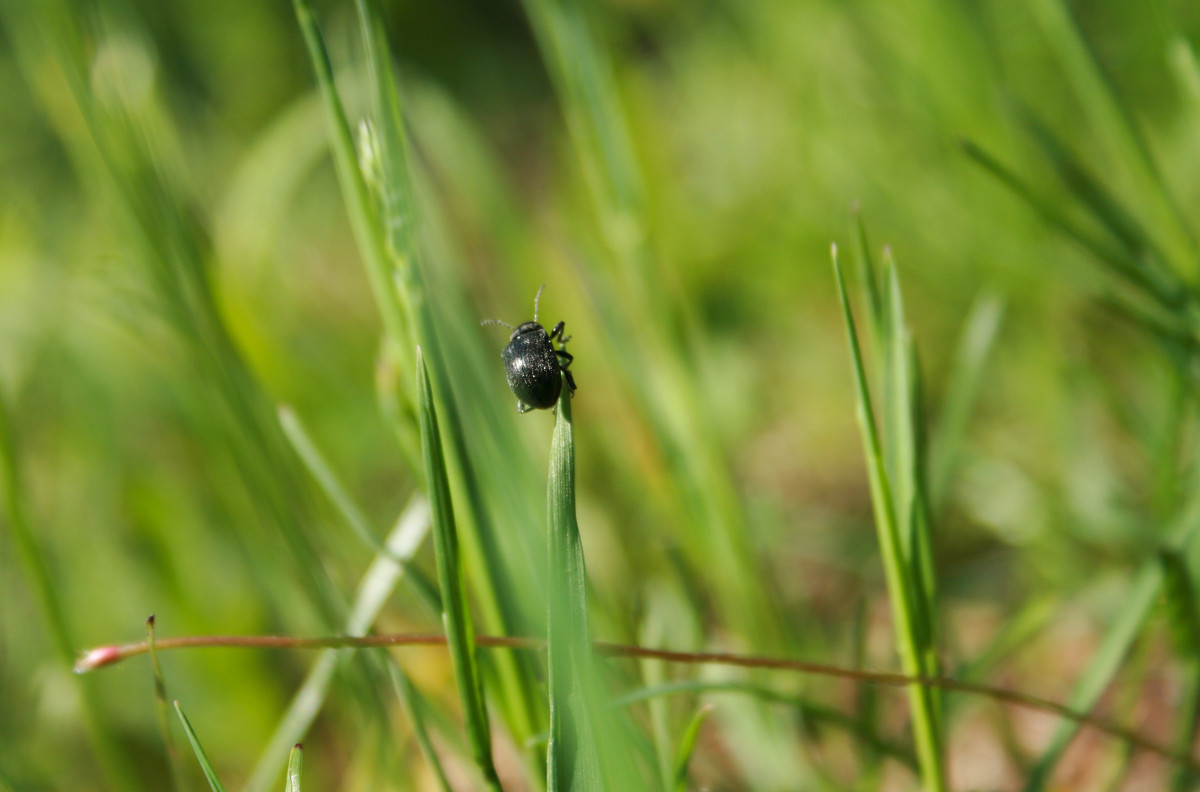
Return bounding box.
[482,285,577,414]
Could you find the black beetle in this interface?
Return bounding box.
[481,285,577,413]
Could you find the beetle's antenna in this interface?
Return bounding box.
[480,319,515,330]
[532,284,546,323]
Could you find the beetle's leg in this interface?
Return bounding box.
[555,348,574,368]
[563,368,577,392]
[548,321,571,345]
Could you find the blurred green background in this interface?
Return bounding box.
[2,0,1200,789]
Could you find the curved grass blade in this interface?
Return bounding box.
[417,349,501,791]
[174,701,229,792]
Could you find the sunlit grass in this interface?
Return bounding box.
[2,0,1199,789]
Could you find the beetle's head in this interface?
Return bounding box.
[511,321,544,341]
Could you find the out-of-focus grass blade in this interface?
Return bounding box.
[1019,113,1183,308]
[284,745,303,792]
[832,245,946,792]
[546,387,604,792]
[386,661,454,792]
[1024,482,1200,792]
[0,390,139,788]
[277,405,440,613]
[670,706,711,792]
[1025,0,1197,262]
[174,701,229,792]
[851,208,885,352]
[1160,549,1200,792]
[242,495,432,792]
[1022,564,1161,792]
[416,349,501,791]
[929,293,1005,511]
[614,681,918,773]
[291,0,411,360]
[1161,550,1200,659]
[146,616,187,792]
[960,140,1158,297]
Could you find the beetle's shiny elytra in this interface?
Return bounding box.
[481,285,576,414]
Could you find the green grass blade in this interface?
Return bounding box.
[831,245,946,792]
[284,745,303,792]
[851,207,885,346]
[146,617,188,792]
[1025,0,1198,262]
[278,405,441,612]
[0,390,140,789]
[1019,112,1184,308]
[614,681,918,773]
[546,386,604,792]
[960,140,1160,297]
[386,661,454,792]
[174,701,229,792]
[1022,564,1161,792]
[242,495,432,792]
[417,348,501,791]
[929,293,1005,510]
[291,0,411,360]
[670,706,711,792]
[1160,549,1200,792]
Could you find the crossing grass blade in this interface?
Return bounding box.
[174,701,229,792]
[416,349,501,791]
[242,495,433,792]
[278,405,441,613]
[831,245,946,792]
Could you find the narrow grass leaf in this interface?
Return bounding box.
[850,208,885,352]
[1160,549,1200,792]
[285,745,303,792]
[615,681,917,773]
[546,386,604,792]
[292,0,411,358]
[960,140,1155,294]
[1022,564,1161,792]
[929,294,1005,510]
[670,706,711,792]
[242,495,432,792]
[832,245,946,792]
[1161,550,1200,659]
[0,390,140,788]
[417,349,501,790]
[146,616,188,792]
[1019,112,1183,308]
[174,701,229,792]
[278,405,440,612]
[1025,0,1198,261]
[386,661,454,792]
